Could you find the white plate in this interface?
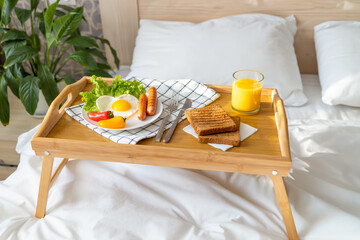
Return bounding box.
[82,99,163,131]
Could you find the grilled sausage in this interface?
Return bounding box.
[137,93,147,120]
[146,86,157,116]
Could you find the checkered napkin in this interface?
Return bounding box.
[65,78,220,144]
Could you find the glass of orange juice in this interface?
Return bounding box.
[231,70,264,115]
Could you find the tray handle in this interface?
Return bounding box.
[272,90,291,158]
[33,77,88,138]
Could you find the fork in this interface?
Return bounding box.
[155,94,178,142]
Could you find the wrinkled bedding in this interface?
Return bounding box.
[0,74,360,240]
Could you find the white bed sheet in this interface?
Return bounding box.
[1,72,360,240]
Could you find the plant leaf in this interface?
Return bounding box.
[95,37,120,68]
[53,6,83,40]
[30,0,39,10]
[38,64,59,106]
[0,74,10,126]
[53,14,71,39]
[85,68,112,78]
[57,4,75,12]
[1,29,29,42]
[54,9,65,17]
[46,32,59,50]
[86,48,107,62]
[67,50,96,68]
[4,46,38,68]
[38,20,45,35]
[30,33,40,51]
[2,39,27,58]
[4,67,19,98]
[62,76,75,85]
[15,7,32,25]
[35,10,43,19]
[44,0,59,33]
[64,36,99,48]
[96,63,112,70]
[0,0,19,25]
[9,63,24,80]
[19,75,40,115]
[58,4,87,22]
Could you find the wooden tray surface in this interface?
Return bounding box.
[31,77,291,176]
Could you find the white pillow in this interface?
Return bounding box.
[314,21,360,107]
[127,14,307,106]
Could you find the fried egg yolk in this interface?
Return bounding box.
[111,100,131,112]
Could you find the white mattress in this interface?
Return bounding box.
[1,73,360,240]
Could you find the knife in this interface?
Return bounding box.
[163,98,192,143]
[155,114,171,142]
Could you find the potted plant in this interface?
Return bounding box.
[0,0,119,126]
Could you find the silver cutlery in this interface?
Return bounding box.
[163,98,192,143]
[155,94,178,142]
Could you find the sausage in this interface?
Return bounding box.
[146,86,157,116]
[137,93,147,120]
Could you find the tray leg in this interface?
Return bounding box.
[35,156,54,218]
[271,175,299,240]
[50,158,68,187]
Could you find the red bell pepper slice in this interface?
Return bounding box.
[87,111,114,122]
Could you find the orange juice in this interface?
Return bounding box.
[231,78,263,113]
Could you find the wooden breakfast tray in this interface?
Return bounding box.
[31,76,298,240]
[32,76,291,175]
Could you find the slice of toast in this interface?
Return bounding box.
[198,116,241,146]
[185,105,237,136]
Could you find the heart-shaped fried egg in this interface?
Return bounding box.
[96,94,139,118]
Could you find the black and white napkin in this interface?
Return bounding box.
[65,78,220,144]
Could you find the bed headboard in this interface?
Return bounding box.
[99,0,360,74]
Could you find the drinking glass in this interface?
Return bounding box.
[231,70,264,115]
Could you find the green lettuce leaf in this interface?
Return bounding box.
[80,75,146,112]
[111,76,146,98]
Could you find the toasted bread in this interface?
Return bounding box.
[185,105,237,136]
[198,116,240,146]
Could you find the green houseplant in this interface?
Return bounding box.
[0,0,119,126]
